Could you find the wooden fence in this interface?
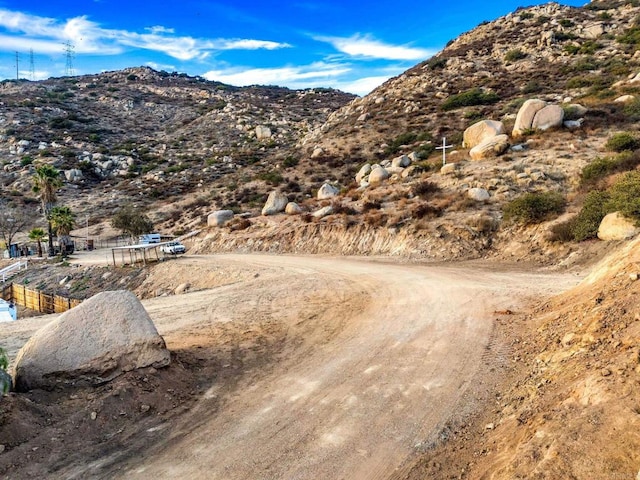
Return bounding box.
[0,283,82,314]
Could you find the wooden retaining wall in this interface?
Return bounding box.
[0,283,82,314]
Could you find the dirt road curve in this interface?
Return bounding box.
[88,254,575,480]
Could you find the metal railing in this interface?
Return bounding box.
[0,260,28,283]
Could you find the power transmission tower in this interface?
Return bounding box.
[29,49,35,81]
[15,51,19,80]
[64,41,75,76]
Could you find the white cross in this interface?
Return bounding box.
[435,137,453,166]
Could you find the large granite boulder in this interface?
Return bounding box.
[317,183,340,200]
[12,291,170,391]
[532,104,565,131]
[207,210,235,227]
[468,188,490,201]
[368,167,390,184]
[285,202,303,215]
[255,126,272,140]
[391,154,412,168]
[463,120,505,149]
[261,191,289,216]
[512,99,547,137]
[597,212,639,241]
[355,164,372,183]
[469,134,510,160]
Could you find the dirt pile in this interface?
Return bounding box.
[403,236,640,479]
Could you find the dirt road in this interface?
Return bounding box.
[69,254,575,480]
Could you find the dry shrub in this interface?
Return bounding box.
[228,217,251,231]
[412,180,441,199]
[331,202,357,215]
[361,200,381,212]
[363,210,388,227]
[410,201,443,219]
[467,214,498,234]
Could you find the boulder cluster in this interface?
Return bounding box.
[461,98,586,162]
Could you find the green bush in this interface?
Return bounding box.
[441,88,499,111]
[427,57,447,70]
[606,171,640,223]
[605,132,640,152]
[617,25,640,46]
[505,49,527,62]
[503,191,566,224]
[571,190,610,241]
[623,98,640,121]
[580,156,618,186]
[580,151,640,187]
[257,171,283,186]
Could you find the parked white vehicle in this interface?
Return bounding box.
[0,299,17,322]
[160,241,186,254]
[139,233,161,244]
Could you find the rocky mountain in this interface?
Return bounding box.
[0,67,354,230]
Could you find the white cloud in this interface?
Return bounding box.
[203,62,350,87]
[219,39,291,50]
[317,34,433,61]
[0,8,290,60]
[332,75,390,96]
[146,25,175,35]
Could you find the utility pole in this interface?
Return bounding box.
[15,51,19,80]
[29,49,35,81]
[64,41,75,76]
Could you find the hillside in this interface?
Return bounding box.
[2,1,640,263]
[0,68,355,234]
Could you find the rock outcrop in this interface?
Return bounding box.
[469,134,510,160]
[598,212,639,241]
[285,202,303,215]
[262,191,289,216]
[12,291,170,391]
[207,210,235,227]
[532,104,564,131]
[468,188,491,201]
[368,166,390,184]
[512,99,547,137]
[463,120,505,149]
[317,183,340,200]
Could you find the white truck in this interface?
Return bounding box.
[160,241,186,254]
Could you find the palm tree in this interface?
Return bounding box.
[28,228,47,257]
[49,206,75,255]
[32,165,62,256]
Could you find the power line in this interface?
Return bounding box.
[63,41,75,76]
[29,49,35,81]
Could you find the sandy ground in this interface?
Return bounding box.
[0,252,581,479]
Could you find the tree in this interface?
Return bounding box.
[111,205,154,241]
[49,206,75,254]
[28,227,47,257]
[0,201,30,255]
[32,165,63,256]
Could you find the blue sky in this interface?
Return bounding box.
[0,1,587,95]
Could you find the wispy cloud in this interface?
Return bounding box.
[316,34,434,61]
[0,8,291,60]
[203,62,351,88]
